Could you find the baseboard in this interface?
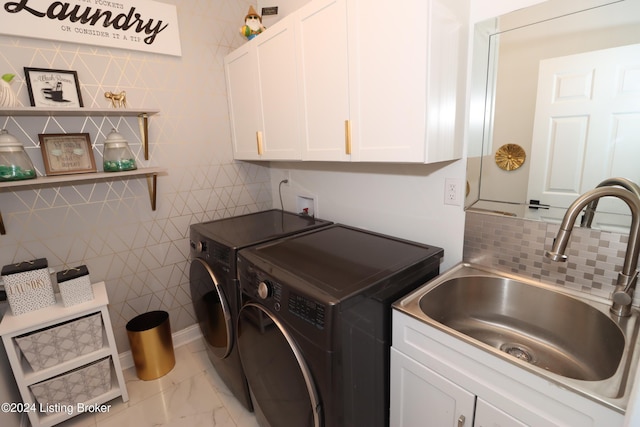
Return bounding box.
[119,324,203,370]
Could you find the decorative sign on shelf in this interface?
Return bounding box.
[0,0,182,56]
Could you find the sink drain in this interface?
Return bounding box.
[500,343,536,364]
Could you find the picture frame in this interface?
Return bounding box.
[38,133,96,176]
[24,68,84,108]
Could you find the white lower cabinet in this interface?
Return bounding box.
[391,349,528,427]
[391,348,475,427]
[475,398,528,427]
[391,310,624,427]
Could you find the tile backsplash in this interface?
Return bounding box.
[464,211,632,303]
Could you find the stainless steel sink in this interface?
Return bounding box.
[394,263,640,411]
[419,275,624,381]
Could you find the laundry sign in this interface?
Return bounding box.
[0,0,182,56]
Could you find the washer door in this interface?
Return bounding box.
[189,258,232,358]
[238,302,321,427]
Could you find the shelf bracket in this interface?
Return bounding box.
[138,113,149,160]
[0,211,5,235]
[147,173,158,211]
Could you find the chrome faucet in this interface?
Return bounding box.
[545,187,640,317]
[580,177,640,228]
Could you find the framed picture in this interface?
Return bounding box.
[24,68,83,108]
[38,133,96,176]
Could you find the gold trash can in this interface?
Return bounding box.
[126,311,175,380]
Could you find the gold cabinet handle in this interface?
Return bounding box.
[345,120,352,155]
[256,131,264,155]
[457,415,466,427]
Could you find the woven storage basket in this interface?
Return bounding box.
[30,357,111,406]
[15,312,103,371]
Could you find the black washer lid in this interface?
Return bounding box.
[245,224,443,298]
[190,209,332,249]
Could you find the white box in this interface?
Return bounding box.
[57,266,93,307]
[1,258,55,316]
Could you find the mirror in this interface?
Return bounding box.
[466,0,640,231]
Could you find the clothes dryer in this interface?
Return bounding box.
[236,224,443,426]
[189,210,331,410]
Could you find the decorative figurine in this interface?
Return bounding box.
[105,90,127,108]
[0,74,17,107]
[240,6,265,41]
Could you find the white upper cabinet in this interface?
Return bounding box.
[225,16,303,160]
[348,0,467,162]
[297,0,351,161]
[225,0,468,163]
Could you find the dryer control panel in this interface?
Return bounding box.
[239,261,327,332]
[288,292,325,330]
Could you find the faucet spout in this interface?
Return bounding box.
[580,177,640,228]
[545,186,640,316]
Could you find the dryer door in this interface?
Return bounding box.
[190,258,233,358]
[238,302,321,427]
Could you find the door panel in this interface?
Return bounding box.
[390,349,475,427]
[527,43,640,227]
[189,258,232,358]
[297,0,351,161]
[237,303,321,427]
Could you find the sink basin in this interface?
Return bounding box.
[394,263,640,411]
[419,275,624,381]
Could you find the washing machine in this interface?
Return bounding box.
[189,210,332,410]
[236,224,443,427]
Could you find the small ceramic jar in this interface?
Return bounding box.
[102,129,137,172]
[0,129,37,181]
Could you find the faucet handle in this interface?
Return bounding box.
[611,271,638,309]
[612,289,633,306]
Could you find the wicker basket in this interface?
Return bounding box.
[15,313,103,371]
[30,357,111,406]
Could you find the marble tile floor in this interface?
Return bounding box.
[58,339,259,427]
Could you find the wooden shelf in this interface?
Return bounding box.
[0,167,166,235]
[0,107,159,160]
[0,106,159,117]
[0,107,163,235]
[0,167,164,189]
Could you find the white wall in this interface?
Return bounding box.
[271,161,467,272]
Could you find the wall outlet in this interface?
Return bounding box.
[282,170,291,186]
[444,178,463,206]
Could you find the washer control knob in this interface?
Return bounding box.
[258,281,272,300]
[195,241,207,253]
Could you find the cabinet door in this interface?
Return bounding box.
[347,0,465,163]
[347,0,428,162]
[390,348,475,427]
[297,0,351,161]
[255,19,303,160]
[225,44,262,160]
[475,398,528,427]
[225,17,302,161]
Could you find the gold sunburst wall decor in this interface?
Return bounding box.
[495,144,526,171]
